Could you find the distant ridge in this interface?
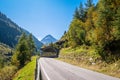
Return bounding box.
[41,35,57,45]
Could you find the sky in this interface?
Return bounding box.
[0,0,98,41]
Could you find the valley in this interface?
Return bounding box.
[0,0,120,80]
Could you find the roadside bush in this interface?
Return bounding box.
[0,66,17,80]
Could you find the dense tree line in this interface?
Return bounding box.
[62,0,120,61]
[12,33,36,68]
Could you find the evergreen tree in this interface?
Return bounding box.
[85,0,94,10]
[74,3,85,21]
[12,33,29,67]
[27,33,36,60]
[113,3,120,40]
[96,0,116,45]
[17,33,28,67]
[78,3,85,21]
[64,31,66,35]
[74,8,80,19]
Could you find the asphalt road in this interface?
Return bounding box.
[37,58,120,80]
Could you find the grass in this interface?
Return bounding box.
[13,56,38,80]
[58,46,120,78]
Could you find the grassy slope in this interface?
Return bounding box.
[13,56,37,80]
[59,46,120,78]
[0,43,11,53]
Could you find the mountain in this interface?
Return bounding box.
[0,12,43,49]
[41,35,57,45]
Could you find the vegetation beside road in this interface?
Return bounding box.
[0,32,37,80]
[13,56,37,80]
[59,47,120,78]
[0,43,17,80]
[12,33,36,68]
[12,33,37,80]
[56,0,120,78]
[0,66,17,80]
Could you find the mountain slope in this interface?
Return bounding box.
[41,35,57,45]
[23,29,43,49]
[0,12,43,49]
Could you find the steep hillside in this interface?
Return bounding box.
[41,35,57,45]
[0,12,43,49]
[0,43,12,68]
[58,0,120,78]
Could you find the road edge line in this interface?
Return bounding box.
[40,60,51,80]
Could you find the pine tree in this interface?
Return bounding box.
[78,3,85,21]
[94,0,120,58]
[85,0,94,10]
[113,7,120,40]
[74,8,80,19]
[12,33,29,67]
[97,0,116,44]
[27,33,36,60]
[74,3,85,21]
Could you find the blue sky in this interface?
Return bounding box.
[0,0,98,40]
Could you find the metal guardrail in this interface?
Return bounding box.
[35,57,48,80]
[35,58,38,80]
[35,57,41,80]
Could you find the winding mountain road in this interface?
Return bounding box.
[36,58,120,80]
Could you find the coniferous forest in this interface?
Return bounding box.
[58,0,120,77]
[61,0,120,61]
